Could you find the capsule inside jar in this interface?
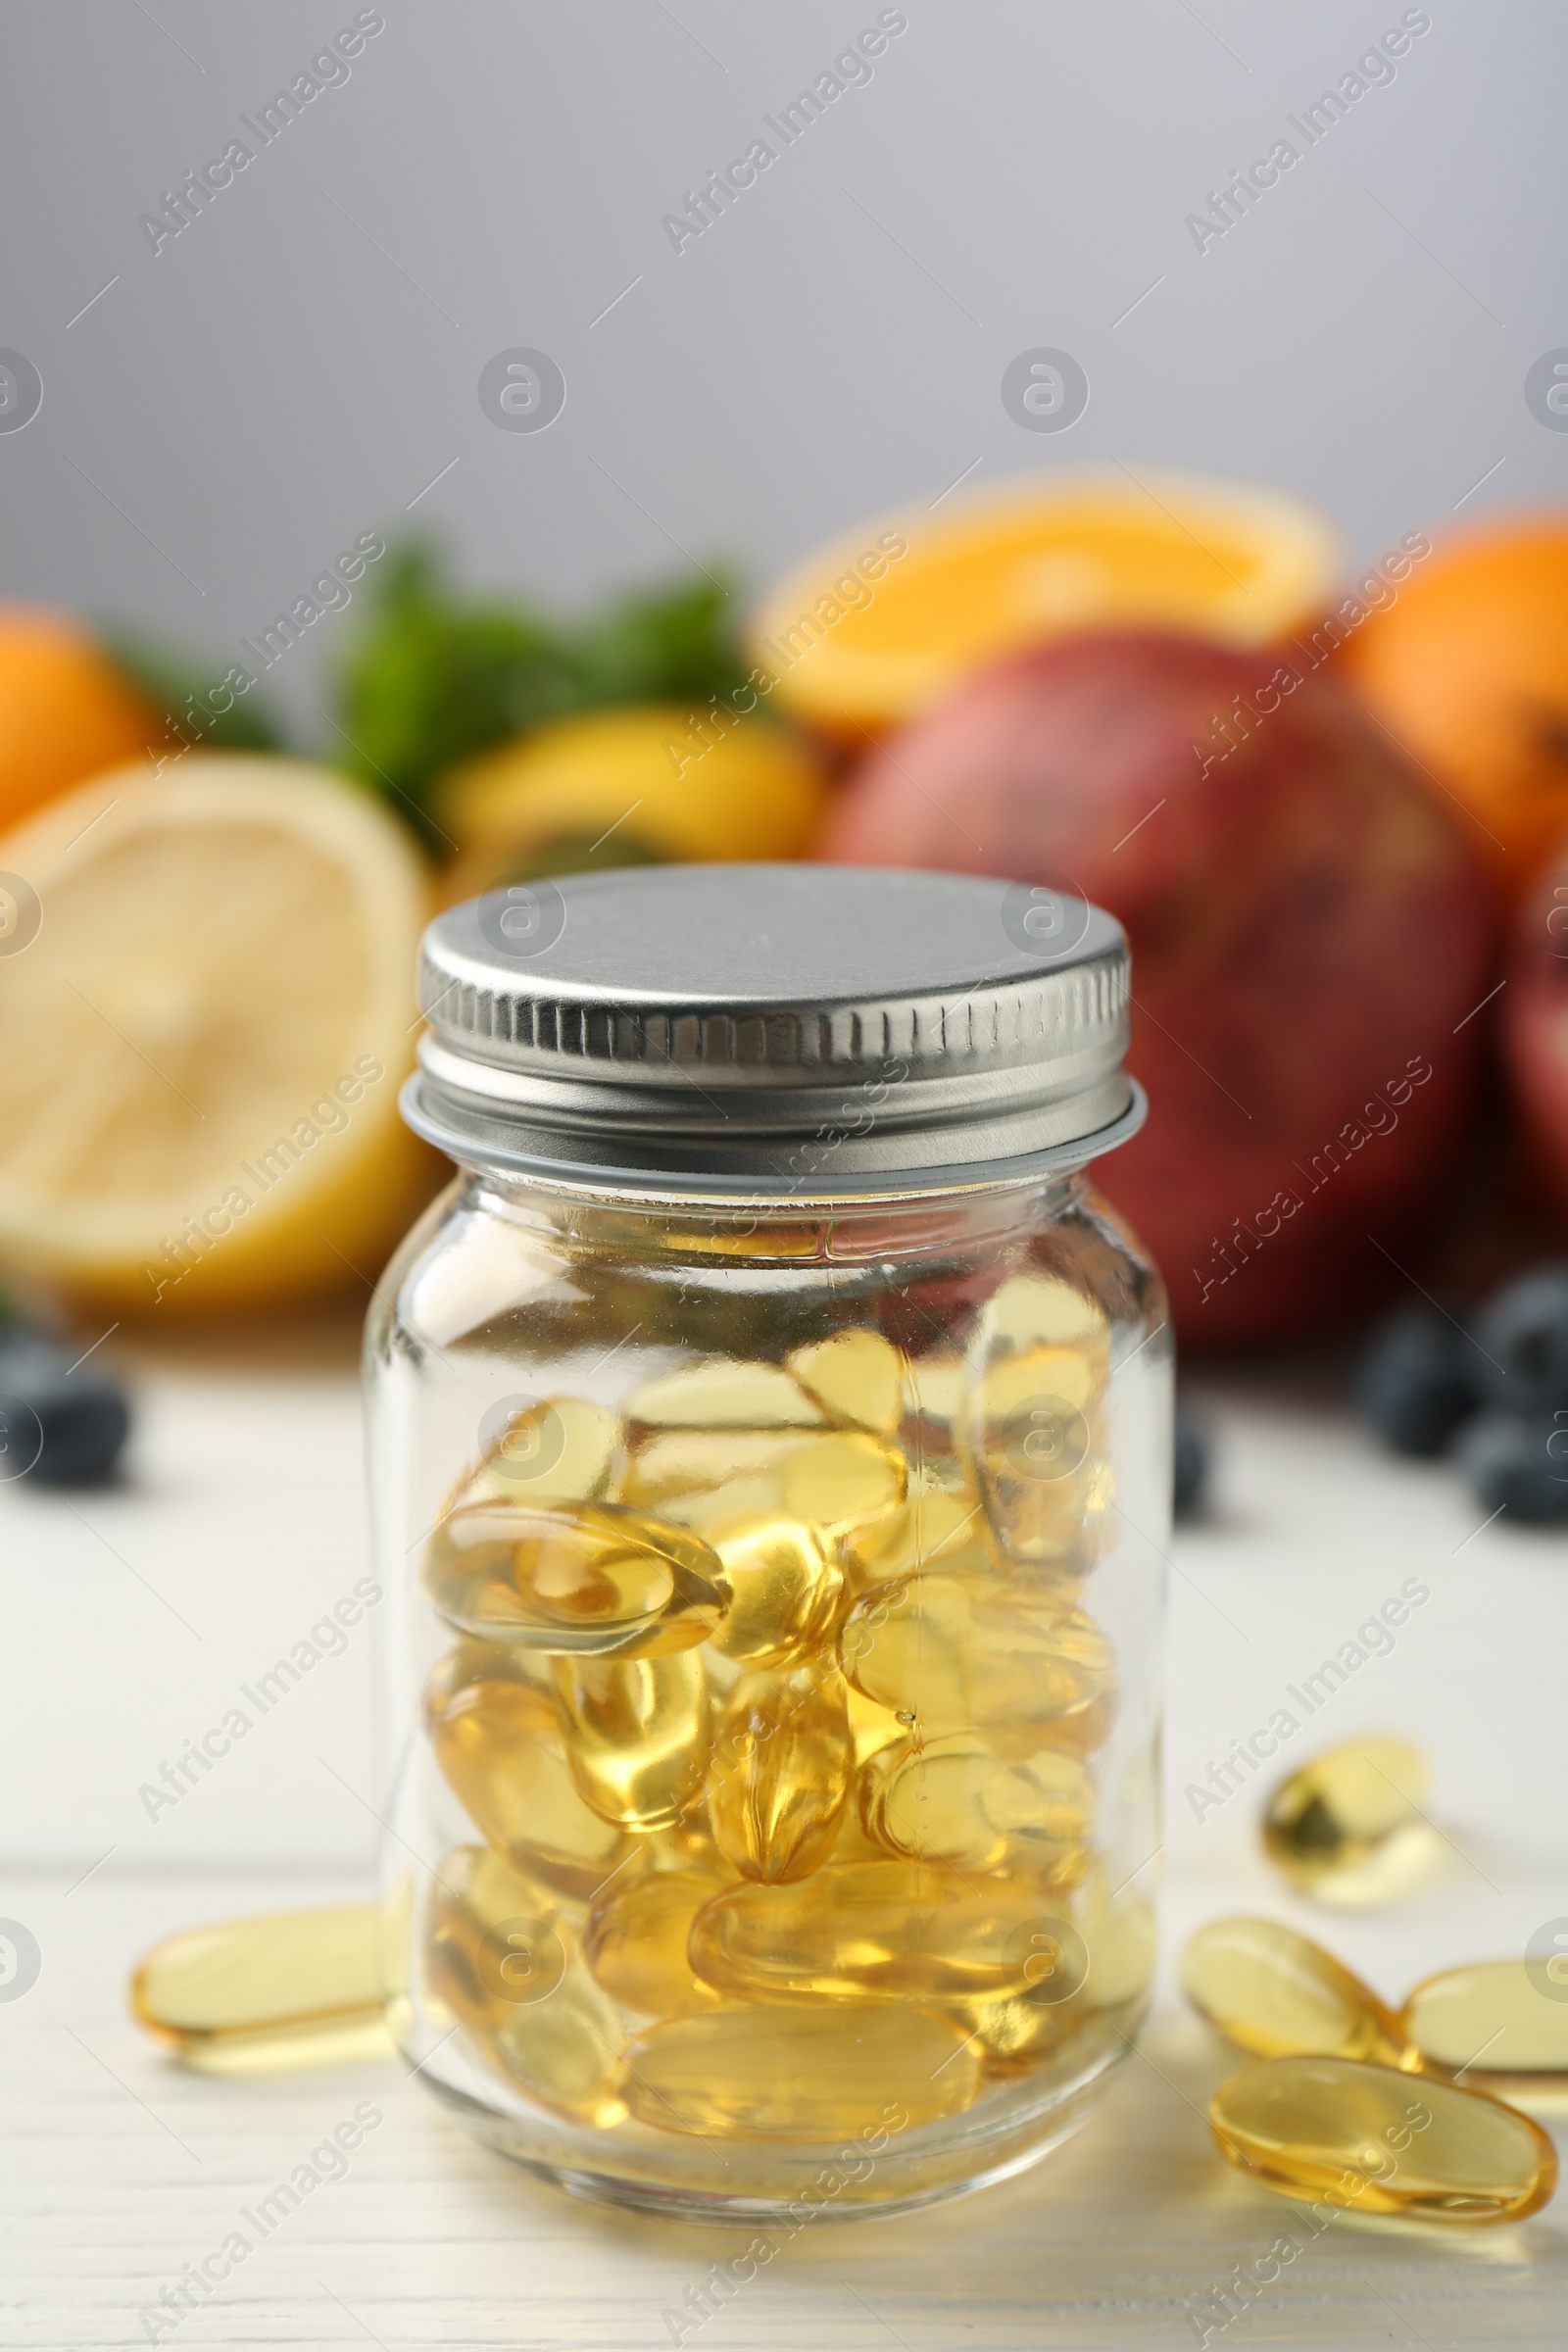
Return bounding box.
[583,1864,729,2016]
[707,1660,854,1883]
[424,1647,630,1899]
[861,1733,1094,1883]
[622,2004,984,2139]
[424,1498,728,1657]
[839,1571,1113,1751]
[424,1844,627,2129]
[706,1514,842,1666]
[552,1646,712,1831]
[689,1858,1063,2004]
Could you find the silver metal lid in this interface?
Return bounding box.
[403,864,1143,1196]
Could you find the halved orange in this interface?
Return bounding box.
[749,469,1343,735]
[0,755,437,1315]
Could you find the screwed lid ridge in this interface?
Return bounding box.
[404,862,1142,1195]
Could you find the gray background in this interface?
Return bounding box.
[1,0,1564,737]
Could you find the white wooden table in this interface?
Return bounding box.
[3,1328,1566,2349]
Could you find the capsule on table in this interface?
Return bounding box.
[689,1858,1057,2003]
[583,1866,728,2016]
[1181,1916,1415,2069]
[1208,2056,1557,2225]
[621,2004,983,2139]
[786,1330,905,1436]
[1261,1737,1437,1903]
[425,1658,629,1899]
[861,1734,1093,1883]
[459,1396,619,1510]
[706,1515,842,1666]
[707,1663,853,1883]
[839,1572,1113,1752]
[130,1904,391,2075]
[552,1646,711,1831]
[423,1498,728,1657]
[425,1845,626,2129]
[1403,1959,1568,2080]
[625,1357,826,1432]
[623,1426,906,1545]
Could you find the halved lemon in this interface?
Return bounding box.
[0,755,438,1315]
[749,469,1343,734]
[436,701,828,900]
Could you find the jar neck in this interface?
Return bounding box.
[456,1161,1090,1266]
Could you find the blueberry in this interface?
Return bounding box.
[1354,1305,1482,1457]
[1473,1265,1568,1413]
[0,1327,130,1487]
[1451,1410,1568,1525]
[1174,1396,1208,1520]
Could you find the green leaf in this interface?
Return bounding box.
[570,574,750,710]
[104,634,285,754]
[331,545,579,840]
[327,544,755,844]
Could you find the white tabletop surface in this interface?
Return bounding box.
[3,1327,1566,2349]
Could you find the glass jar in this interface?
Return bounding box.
[368,864,1169,2220]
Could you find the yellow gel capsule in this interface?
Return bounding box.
[425,1845,566,2031]
[130,1904,390,2075]
[707,1664,853,1883]
[839,1573,1112,1751]
[458,1396,618,1510]
[1403,1960,1568,2079]
[425,1845,626,2129]
[901,1352,966,1446]
[424,1498,727,1657]
[1071,1868,1158,2008]
[1209,2057,1557,2225]
[846,1683,907,1770]
[706,1515,842,1666]
[1262,1736,1436,1904]
[862,1734,1093,1883]
[425,1662,629,1900]
[961,1349,1108,1569]
[424,1635,555,1705]
[1181,1916,1414,2070]
[786,1330,905,1435]
[623,1427,906,1543]
[552,1647,711,1831]
[621,2004,983,2139]
[583,1866,728,2015]
[626,1358,826,1431]
[971,1272,1110,1358]
[968,1989,1085,2074]
[843,1464,991,1592]
[831,1799,895,1865]
[689,1859,1055,2003]
[959,1273,1110,1569]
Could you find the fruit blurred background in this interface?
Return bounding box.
[2,7,1567,1854]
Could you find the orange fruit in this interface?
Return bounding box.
[748,470,1342,736]
[0,606,162,829]
[0,756,438,1316]
[1343,517,1568,904]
